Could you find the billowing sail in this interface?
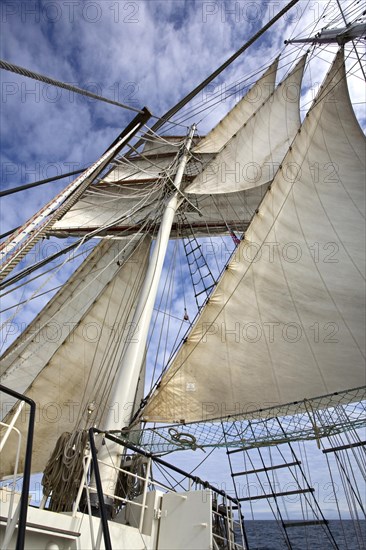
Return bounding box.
[186,55,306,194]
[142,49,366,424]
[193,58,279,154]
[0,236,151,476]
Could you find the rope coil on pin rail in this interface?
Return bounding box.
[42,430,89,513]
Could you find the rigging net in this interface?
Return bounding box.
[127,387,366,454]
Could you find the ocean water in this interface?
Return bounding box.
[236,520,366,549]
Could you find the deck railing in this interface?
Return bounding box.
[0,398,247,550]
[73,428,247,550]
[0,384,35,550]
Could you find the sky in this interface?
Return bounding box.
[1,0,365,528]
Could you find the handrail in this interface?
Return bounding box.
[0,419,22,550]
[0,384,36,550]
[88,427,247,549]
[88,428,112,550]
[0,401,25,452]
[95,428,241,506]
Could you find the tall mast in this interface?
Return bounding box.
[97,124,196,496]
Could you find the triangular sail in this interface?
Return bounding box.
[186,55,306,194]
[142,49,366,424]
[193,58,279,154]
[0,236,151,476]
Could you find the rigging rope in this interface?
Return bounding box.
[127,0,302,151]
[0,59,144,114]
[0,238,85,291]
[42,430,89,513]
[0,168,86,197]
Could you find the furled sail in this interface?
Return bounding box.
[142,49,366,424]
[193,58,279,154]
[186,55,306,194]
[0,236,151,476]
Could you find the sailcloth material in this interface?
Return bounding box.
[49,60,280,237]
[186,55,306,194]
[142,50,366,423]
[193,58,279,154]
[0,236,151,476]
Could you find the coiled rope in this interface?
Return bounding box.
[42,430,88,513]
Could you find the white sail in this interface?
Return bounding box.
[142,49,366,424]
[193,58,279,154]
[103,136,191,183]
[0,236,151,476]
[49,144,206,236]
[49,180,267,238]
[48,60,281,237]
[186,55,306,194]
[50,178,166,235]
